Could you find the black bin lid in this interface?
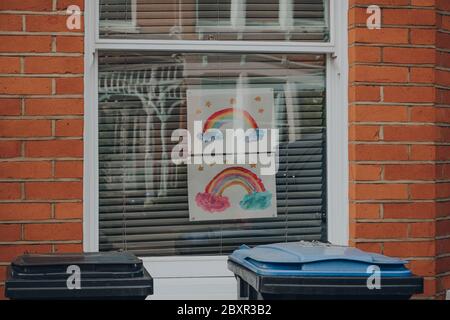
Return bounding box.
[11,251,144,278]
[6,252,153,299]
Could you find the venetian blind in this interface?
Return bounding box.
[99,0,329,41]
[98,51,327,256]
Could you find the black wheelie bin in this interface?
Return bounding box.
[228,241,423,300]
[5,251,153,300]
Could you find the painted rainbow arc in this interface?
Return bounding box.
[195,166,272,213]
[205,167,266,195]
[203,108,259,132]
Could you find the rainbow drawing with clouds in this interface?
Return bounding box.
[195,167,272,213]
[200,108,263,142]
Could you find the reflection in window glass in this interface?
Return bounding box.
[98,51,327,256]
[99,0,330,41]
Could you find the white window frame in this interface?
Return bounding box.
[83,0,348,298]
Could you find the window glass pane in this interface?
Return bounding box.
[98,51,327,256]
[99,0,330,42]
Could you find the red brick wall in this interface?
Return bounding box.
[0,0,84,299]
[349,0,450,299]
[435,0,450,299]
[0,0,448,300]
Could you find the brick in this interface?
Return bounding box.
[0,161,52,179]
[383,9,436,26]
[0,203,51,221]
[25,140,83,158]
[410,107,436,122]
[410,145,436,161]
[437,256,450,274]
[437,238,450,255]
[436,108,450,124]
[349,125,380,141]
[0,244,52,262]
[56,36,84,53]
[23,222,82,241]
[383,48,435,64]
[436,69,450,87]
[355,222,409,239]
[0,14,23,32]
[350,203,380,219]
[0,99,21,116]
[57,0,85,10]
[384,125,439,142]
[409,221,435,238]
[26,15,83,33]
[0,120,51,137]
[25,57,83,74]
[54,243,83,253]
[384,241,435,257]
[437,183,450,199]
[349,105,408,122]
[25,181,82,200]
[437,164,450,179]
[55,119,83,137]
[0,141,21,158]
[351,65,409,83]
[0,183,21,200]
[411,0,435,7]
[383,202,436,219]
[25,98,84,116]
[349,28,409,45]
[384,164,436,181]
[0,78,52,95]
[349,85,380,102]
[55,202,82,219]
[437,219,450,236]
[348,46,381,63]
[410,29,436,45]
[351,144,409,161]
[0,36,52,53]
[56,78,83,94]
[0,224,21,241]
[410,183,436,200]
[55,160,83,178]
[383,86,435,103]
[0,0,52,11]
[350,164,382,181]
[0,57,20,73]
[351,183,408,200]
[408,259,435,277]
[354,242,383,254]
[410,67,435,83]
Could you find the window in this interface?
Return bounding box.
[99,0,329,41]
[85,1,349,259]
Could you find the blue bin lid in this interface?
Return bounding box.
[229,242,412,277]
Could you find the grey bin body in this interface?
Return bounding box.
[5,251,153,300]
[228,242,423,300]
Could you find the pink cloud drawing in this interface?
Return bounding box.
[195,192,230,213]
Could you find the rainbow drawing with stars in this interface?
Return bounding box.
[200,108,263,142]
[195,166,272,213]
